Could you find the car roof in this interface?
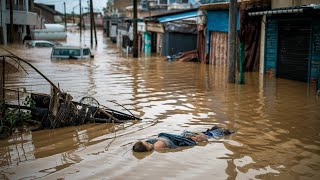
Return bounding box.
[31,40,55,43]
[53,46,90,49]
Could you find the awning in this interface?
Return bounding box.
[158,10,198,23]
[248,8,304,16]
[248,4,320,16]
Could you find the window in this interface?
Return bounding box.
[53,49,62,55]
[35,42,54,47]
[70,49,81,56]
[83,49,90,56]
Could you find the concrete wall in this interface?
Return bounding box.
[5,11,38,26]
[272,0,320,8]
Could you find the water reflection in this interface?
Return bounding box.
[0,29,320,179]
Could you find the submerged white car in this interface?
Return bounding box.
[26,40,62,48]
[51,46,94,60]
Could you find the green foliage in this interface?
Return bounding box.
[0,91,36,137]
[23,94,36,107]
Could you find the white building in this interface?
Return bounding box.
[0,0,42,45]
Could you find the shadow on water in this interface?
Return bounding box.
[1,29,320,179]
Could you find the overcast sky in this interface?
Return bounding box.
[34,0,108,14]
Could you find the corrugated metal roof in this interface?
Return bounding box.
[248,4,320,16]
[158,10,198,23]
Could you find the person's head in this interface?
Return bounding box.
[132,141,154,152]
[190,133,208,142]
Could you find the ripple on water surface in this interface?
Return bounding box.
[1,30,320,179]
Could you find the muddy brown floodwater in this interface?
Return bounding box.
[1,29,320,180]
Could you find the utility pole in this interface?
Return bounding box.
[228,0,237,83]
[238,1,245,84]
[1,57,4,104]
[79,0,82,43]
[91,0,97,46]
[9,0,13,43]
[64,2,67,31]
[90,0,93,47]
[0,1,2,30]
[133,0,138,58]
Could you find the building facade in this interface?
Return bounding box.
[250,0,320,83]
[0,0,40,45]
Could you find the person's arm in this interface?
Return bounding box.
[153,140,167,151]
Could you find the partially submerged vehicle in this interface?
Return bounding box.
[51,46,94,60]
[0,48,140,137]
[26,40,62,48]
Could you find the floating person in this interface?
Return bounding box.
[132,126,234,152]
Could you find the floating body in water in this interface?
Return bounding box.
[132,126,235,152]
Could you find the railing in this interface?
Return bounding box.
[6,4,27,11]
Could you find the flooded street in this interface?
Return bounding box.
[1,29,320,179]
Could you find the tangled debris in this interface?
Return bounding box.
[0,48,141,138]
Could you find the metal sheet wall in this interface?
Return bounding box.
[311,21,320,81]
[209,31,228,65]
[162,32,197,56]
[277,21,311,82]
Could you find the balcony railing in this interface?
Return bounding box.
[6,4,28,11]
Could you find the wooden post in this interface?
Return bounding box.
[228,0,237,83]
[91,1,97,46]
[64,2,67,31]
[90,0,94,47]
[93,16,97,46]
[238,2,245,84]
[133,0,138,58]
[1,57,4,102]
[1,57,5,119]
[79,0,82,42]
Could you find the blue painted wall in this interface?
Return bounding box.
[206,10,240,53]
[264,18,278,74]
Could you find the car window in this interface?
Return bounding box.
[53,49,69,56]
[35,42,55,47]
[45,43,54,47]
[70,49,80,56]
[83,49,90,56]
[53,49,62,55]
[35,43,42,47]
